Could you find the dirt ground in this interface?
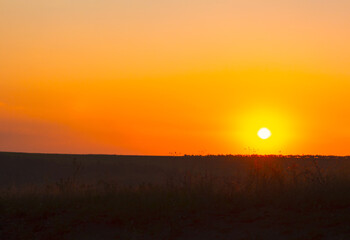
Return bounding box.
[64,206,350,240]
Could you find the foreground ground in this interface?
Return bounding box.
[1,152,350,239]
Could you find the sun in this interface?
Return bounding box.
[258,128,271,140]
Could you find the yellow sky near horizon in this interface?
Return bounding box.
[1,1,350,155]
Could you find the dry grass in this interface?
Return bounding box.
[1,154,350,239]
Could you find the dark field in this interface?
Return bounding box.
[1,152,350,239]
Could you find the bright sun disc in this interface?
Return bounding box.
[258,128,271,139]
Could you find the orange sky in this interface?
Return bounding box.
[1,1,350,155]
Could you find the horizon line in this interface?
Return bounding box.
[0,151,348,158]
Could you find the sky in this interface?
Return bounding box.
[1,0,350,155]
